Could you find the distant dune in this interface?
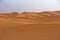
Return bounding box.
[0,11,60,24]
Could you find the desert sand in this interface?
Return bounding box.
[0,11,60,40]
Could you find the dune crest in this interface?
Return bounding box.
[17,11,60,17]
[0,11,60,24]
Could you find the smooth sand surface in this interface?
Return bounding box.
[0,24,60,40]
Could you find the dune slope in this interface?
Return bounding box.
[0,11,60,24]
[0,11,60,40]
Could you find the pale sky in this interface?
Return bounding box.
[0,0,60,13]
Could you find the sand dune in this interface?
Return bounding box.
[0,11,60,40]
[0,11,60,24]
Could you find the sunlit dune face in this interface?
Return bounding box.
[40,11,60,16]
[40,12,52,16]
[16,12,40,18]
[0,11,60,40]
[0,11,60,24]
[1,11,60,40]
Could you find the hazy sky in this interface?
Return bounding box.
[0,0,60,13]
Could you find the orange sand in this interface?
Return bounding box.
[0,11,60,40]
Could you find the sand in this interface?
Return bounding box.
[0,11,60,40]
[1,24,60,40]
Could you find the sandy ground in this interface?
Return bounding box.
[0,24,60,40]
[0,11,60,40]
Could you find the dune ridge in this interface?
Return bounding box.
[1,11,60,40]
[0,11,60,24]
